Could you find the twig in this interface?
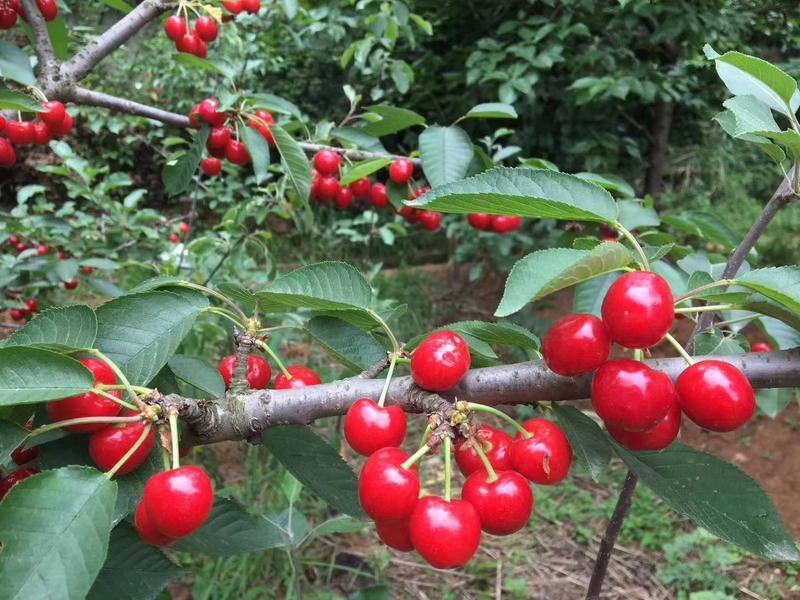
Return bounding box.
[67,87,189,127]
[202,235,246,285]
[20,0,57,82]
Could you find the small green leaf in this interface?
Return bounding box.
[361,105,426,137]
[4,306,97,350]
[340,158,392,186]
[757,316,800,350]
[429,320,539,358]
[553,405,612,481]
[167,355,225,399]
[174,53,236,80]
[246,92,303,120]
[256,262,373,311]
[418,125,474,187]
[241,126,271,184]
[305,317,387,372]
[575,173,636,198]
[46,16,69,60]
[269,124,313,201]
[464,102,518,120]
[737,267,800,315]
[617,199,659,229]
[756,388,793,419]
[162,126,209,197]
[331,127,387,154]
[0,86,43,113]
[573,272,621,317]
[662,211,739,250]
[0,347,95,406]
[97,0,133,12]
[0,41,36,86]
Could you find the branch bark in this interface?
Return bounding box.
[65,87,190,127]
[20,0,58,85]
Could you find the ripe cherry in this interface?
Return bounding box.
[511,418,572,485]
[542,313,611,376]
[491,215,522,234]
[409,496,481,569]
[9,309,26,321]
[163,15,187,41]
[24,298,38,312]
[194,38,208,58]
[0,7,17,29]
[56,250,67,259]
[411,330,471,391]
[334,187,354,209]
[218,354,271,389]
[601,271,674,348]
[242,0,261,12]
[16,242,27,253]
[0,138,15,168]
[135,501,174,546]
[7,235,19,245]
[188,103,203,128]
[46,357,122,432]
[63,278,79,289]
[591,359,675,431]
[80,266,94,275]
[198,98,227,126]
[201,156,222,176]
[222,0,243,14]
[349,177,371,198]
[316,175,341,202]
[169,234,180,244]
[461,470,533,536]
[7,120,35,145]
[455,425,512,476]
[676,360,755,432]
[176,31,201,55]
[273,365,321,389]
[418,210,442,231]
[36,0,57,21]
[225,139,251,165]
[606,402,681,451]
[359,447,420,521]
[468,213,492,230]
[195,16,218,41]
[39,100,65,125]
[249,110,275,145]
[49,112,73,136]
[313,149,341,176]
[344,398,407,456]
[752,342,772,353]
[36,244,49,256]
[142,465,214,538]
[89,420,155,476]
[32,122,52,145]
[207,126,232,152]
[375,519,414,552]
[388,158,414,184]
[369,182,390,209]
[0,467,39,500]
[179,221,190,235]
[11,422,37,465]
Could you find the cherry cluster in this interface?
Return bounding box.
[218,353,322,390]
[541,271,756,451]
[0,101,73,169]
[169,220,191,244]
[343,330,573,568]
[222,0,261,15]
[164,13,218,58]
[467,213,522,234]
[0,0,57,29]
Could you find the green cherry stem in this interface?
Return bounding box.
[377,352,399,408]
[177,281,249,322]
[105,423,152,480]
[29,415,142,437]
[169,411,181,470]
[97,384,152,395]
[470,438,498,483]
[401,443,430,470]
[673,279,734,304]
[367,309,400,353]
[205,307,247,329]
[93,389,139,412]
[664,333,696,366]
[674,303,737,314]
[614,222,650,271]
[633,348,644,362]
[419,423,432,449]
[467,403,532,439]
[444,436,453,502]
[88,349,140,407]
[255,339,291,379]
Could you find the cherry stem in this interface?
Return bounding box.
[93,389,139,412]
[614,222,650,271]
[467,403,532,439]
[255,339,291,379]
[88,349,140,407]
[633,349,644,362]
[419,423,432,448]
[673,279,734,303]
[674,303,737,314]
[367,309,400,353]
[105,423,152,479]
[377,352,398,407]
[97,384,152,395]
[177,281,249,322]
[443,436,453,502]
[664,333,696,366]
[29,415,142,437]
[205,307,247,329]
[169,411,181,470]
[470,438,498,483]
[400,443,430,470]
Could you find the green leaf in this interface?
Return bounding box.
[4,306,97,350]
[263,425,364,518]
[340,158,392,186]
[418,125,474,187]
[430,321,539,358]
[246,92,303,120]
[465,102,518,120]
[46,16,69,60]
[408,167,618,224]
[172,496,287,556]
[721,95,780,136]
[0,347,95,406]
[713,109,786,163]
[174,53,236,80]
[305,317,386,372]
[617,199,659,229]
[162,126,209,197]
[0,41,36,86]
[330,127,387,154]
[0,86,43,112]
[756,388,793,419]
[94,289,209,386]
[256,262,372,311]
[693,329,747,356]
[167,355,225,399]
[573,272,621,317]
[661,211,739,250]
[617,442,800,561]
[241,126,271,184]
[553,405,612,481]
[575,173,636,198]
[310,514,368,537]
[87,522,181,600]
[757,316,800,350]
[0,420,29,466]
[0,466,118,600]
[496,242,632,317]
[97,0,133,12]
[360,105,426,137]
[737,267,800,315]
[269,124,313,201]
[113,448,161,524]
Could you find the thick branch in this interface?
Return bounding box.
[21,0,57,84]
[65,87,190,127]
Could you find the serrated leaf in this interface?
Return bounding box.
[408,167,619,224]
[361,105,425,137]
[309,514,368,537]
[553,405,612,481]
[167,355,225,399]
[247,92,302,120]
[617,199,659,229]
[465,102,518,120]
[737,267,800,315]
[305,317,386,372]
[757,316,800,350]
[0,466,118,600]
[162,126,209,197]
[617,442,800,561]
[330,127,387,153]
[0,41,36,86]
[4,306,97,350]
[427,320,539,358]
[216,282,259,313]
[0,420,29,466]
[693,329,748,356]
[661,211,739,250]
[340,158,392,186]
[256,262,372,311]
[269,124,312,201]
[0,86,43,112]
[0,347,95,406]
[575,173,636,198]
[241,126,271,184]
[419,125,474,187]
[496,242,632,317]
[722,95,780,136]
[46,16,69,60]
[174,53,236,79]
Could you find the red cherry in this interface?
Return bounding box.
[511,418,572,485]
[188,103,203,128]
[349,177,371,198]
[316,175,341,202]
[273,365,321,389]
[0,467,39,500]
[0,115,5,132]
[163,15,187,41]
[46,357,121,432]
[490,215,522,234]
[313,149,341,176]
[201,157,222,176]
[135,501,174,546]
[207,126,232,151]
[16,242,27,253]
[0,138,15,168]
[413,186,430,198]
[9,309,26,321]
[56,250,67,259]
[143,465,214,538]
[461,470,533,536]
[23,298,38,312]
[606,402,681,451]
[388,158,414,184]
[169,233,180,244]
[225,139,251,165]
[409,496,481,568]
[36,0,57,21]
[542,314,611,376]
[591,359,675,432]
[334,187,354,209]
[80,266,94,275]
[179,221,190,235]
[11,441,38,465]
[176,31,201,55]
[218,354,271,389]
[468,213,492,230]
[49,112,73,137]
[39,100,65,125]
[375,519,414,551]
[417,210,442,232]
[676,360,755,432]
[198,98,227,127]
[455,425,513,476]
[193,39,208,58]
[7,235,19,245]
[344,398,406,456]
[241,0,261,13]
[601,271,674,348]
[63,278,79,289]
[89,420,155,476]
[32,122,51,145]
[195,16,218,41]
[249,110,275,145]
[752,342,772,353]
[359,448,420,522]
[410,330,470,391]
[7,121,35,146]
[36,243,49,256]
[0,7,17,29]
[222,0,243,14]
[11,0,26,20]
[369,182,390,209]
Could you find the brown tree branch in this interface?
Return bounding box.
[66,87,191,127]
[20,0,58,84]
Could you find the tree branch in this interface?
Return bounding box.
[21,0,58,85]
[65,87,190,127]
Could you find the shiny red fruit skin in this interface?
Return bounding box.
[542,313,611,376]
[410,330,470,391]
[249,110,275,145]
[195,16,218,41]
[33,122,51,145]
[80,266,94,275]
[176,31,201,54]
[461,470,533,535]
[39,100,65,125]
[198,98,227,126]
[455,425,512,476]
[7,120,35,145]
[606,402,681,451]
[36,0,57,20]
[344,398,407,456]
[50,112,73,136]
[188,103,202,128]
[135,501,174,546]
[169,234,180,244]
[511,418,572,485]
[225,139,251,165]
[334,187,354,209]
[349,177,371,198]
[143,465,214,538]
[0,467,39,500]
[388,158,414,184]
[313,149,341,176]
[468,213,492,230]
[418,210,442,231]
[0,7,17,29]
[409,496,481,569]
[491,215,521,233]
[16,242,27,253]
[46,357,122,432]
[0,138,15,168]
[9,309,26,321]
[223,0,243,14]
[179,222,190,235]
[163,15,187,41]
[24,298,38,312]
[369,182,390,209]
[358,447,420,521]
[218,354,271,389]
[676,360,755,432]
[752,342,772,353]
[242,0,261,12]
[591,359,675,432]
[201,157,222,176]
[273,365,321,389]
[63,278,79,289]
[11,439,38,465]
[601,271,674,348]
[316,175,341,202]
[89,420,155,476]
[375,519,414,551]
[207,126,232,151]
[194,38,208,58]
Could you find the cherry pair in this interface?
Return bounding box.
[219,353,321,390]
[467,213,522,234]
[0,0,57,30]
[398,188,442,232]
[8,297,38,321]
[222,0,261,15]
